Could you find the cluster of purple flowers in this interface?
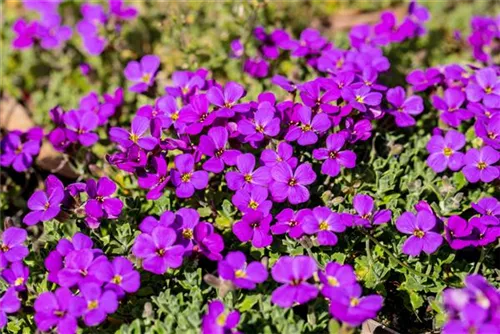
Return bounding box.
[442,274,500,333]
[12,0,71,50]
[423,66,500,183]
[0,127,43,172]
[467,15,500,63]
[23,175,123,229]
[132,208,224,274]
[37,232,139,333]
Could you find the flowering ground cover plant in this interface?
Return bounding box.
[1,0,500,333]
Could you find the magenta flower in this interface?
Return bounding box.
[170,153,209,198]
[271,208,311,239]
[341,86,382,112]
[63,110,99,147]
[462,146,499,183]
[192,222,224,261]
[84,177,123,228]
[352,194,392,227]
[313,133,356,177]
[466,68,500,108]
[91,257,140,295]
[124,55,160,93]
[138,156,170,200]
[202,300,240,334]
[2,261,29,291]
[139,210,175,234]
[34,287,83,334]
[0,228,28,263]
[218,251,268,289]
[329,284,383,326]
[406,68,441,92]
[318,262,357,299]
[109,116,158,150]
[302,207,346,246]
[386,86,424,127]
[238,102,281,143]
[396,210,443,256]
[0,288,21,329]
[23,175,64,226]
[78,283,118,327]
[472,197,500,221]
[199,126,241,173]
[165,70,205,101]
[172,208,199,252]
[109,0,138,20]
[285,106,331,146]
[11,19,37,49]
[232,212,273,248]
[299,79,340,114]
[269,162,316,204]
[271,256,318,308]
[475,114,500,150]
[79,92,116,126]
[179,94,217,135]
[0,128,42,172]
[132,226,184,274]
[260,142,298,169]
[426,130,466,173]
[431,88,472,127]
[57,249,100,287]
[232,187,272,216]
[225,153,271,191]
[207,82,249,118]
[444,216,474,250]
[244,58,269,78]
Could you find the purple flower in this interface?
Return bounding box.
[0,128,42,172]
[232,187,272,216]
[35,14,72,49]
[285,106,331,146]
[271,75,297,93]
[230,39,244,58]
[63,110,99,146]
[172,208,199,252]
[443,304,499,334]
[352,194,392,227]
[302,207,347,246]
[269,162,316,204]
[462,146,500,183]
[218,251,268,289]
[312,133,356,177]
[34,287,84,334]
[165,70,205,101]
[426,130,466,173]
[299,79,340,114]
[344,119,373,143]
[0,288,21,329]
[0,228,28,263]
[444,216,474,250]
[139,210,175,234]
[110,116,158,150]
[386,86,424,127]
[124,55,160,93]
[78,283,118,327]
[472,197,500,220]
[12,19,37,49]
[260,142,298,169]
[238,102,281,143]
[23,175,64,226]
[91,257,140,295]
[270,256,318,308]
[271,208,311,239]
[132,226,184,274]
[318,262,357,298]
[207,82,249,118]
[179,94,217,135]
[396,210,443,256]
[199,126,240,173]
[243,58,269,78]
[466,68,500,108]
[170,153,209,198]
[57,249,101,287]
[432,88,472,127]
[475,114,500,150]
[406,68,441,92]
[202,300,240,334]
[342,86,382,112]
[138,155,170,200]
[225,153,271,191]
[79,92,116,126]
[84,177,123,228]
[109,0,138,20]
[233,212,273,248]
[192,222,224,261]
[329,284,383,326]
[2,262,29,291]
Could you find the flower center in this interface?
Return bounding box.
[157,248,166,256]
[216,313,227,326]
[54,310,66,318]
[301,124,312,132]
[171,112,179,121]
[130,133,140,143]
[256,125,265,133]
[289,220,298,227]
[200,113,208,122]
[355,95,364,103]
[15,145,23,154]
[181,173,192,182]
[350,297,360,307]
[112,275,122,285]
[327,276,339,286]
[44,202,51,210]
[215,148,225,158]
[1,244,9,252]
[484,86,492,94]
[329,151,338,159]
[413,229,425,238]
[244,174,253,182]
[235,269,246,278]
[288,178,297,186]
[290,278,302,286]
[141,73,151,83]
[443,147,453,157]
[14,277,24,286]
[477,162,487,170]
[488,131,497,139]
[88,300,99,310]
[361,213,372,220]
[182,228,193,240]
[96,196,104,203]
[319,221,329,231]
[248,200,259,209]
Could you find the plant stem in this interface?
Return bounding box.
[474,247,486,274]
